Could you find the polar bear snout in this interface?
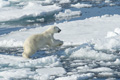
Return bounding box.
[58,29,61,33]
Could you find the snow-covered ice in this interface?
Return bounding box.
[1,13,120,47]
[0,3,61,22]
[0,68,34,79]
[0,0,120,80]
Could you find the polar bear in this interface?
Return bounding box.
[22,26,63,58]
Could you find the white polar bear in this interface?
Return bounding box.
[22,26,63,58]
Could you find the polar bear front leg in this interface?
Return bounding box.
[56,40,63,46]
[48,39,63,48]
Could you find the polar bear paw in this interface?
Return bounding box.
[22,53,30,59]
[58,41,63,46]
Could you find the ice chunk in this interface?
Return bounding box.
[55,9,81,21]
[33,67,66,80]
[94,38,120,51]
[0,0,9,8]
[106,31,117,38]
[106,28,120,38]
[0,68,34,79]
[23,2,35,10]
[114,59,120,65]
[36,18,45,22]
[0,55,61,68]
[105,0,112,3]
[114,28,120,35]
[70,46,116,60]
[0,4,61,22]
[99,59,120,66]
[36,67,66,76]
[90,67,113,72]
[106,78,116,80]
[98,72,114,77]
[59,0,71,4]
[55,73,94,80]
[71,3,92,8]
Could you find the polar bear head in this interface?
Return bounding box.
[53,26,61,33]
[46,26,61,34]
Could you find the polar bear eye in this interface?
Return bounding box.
[54,26,58,30]
[54,26,57,29]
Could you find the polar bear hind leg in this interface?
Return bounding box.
[22,47,36,58]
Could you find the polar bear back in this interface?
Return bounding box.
[23,33,50,50]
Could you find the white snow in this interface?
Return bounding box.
[0,39,23,47]
[0,1,120,80]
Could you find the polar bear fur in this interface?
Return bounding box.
[22,26,63,58]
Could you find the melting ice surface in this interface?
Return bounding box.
[0,0,120,80]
